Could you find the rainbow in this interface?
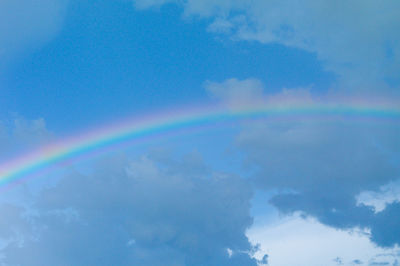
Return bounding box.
[0,100,399,189]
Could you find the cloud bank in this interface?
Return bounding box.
[0,154,263,265]
[207,78,400,248]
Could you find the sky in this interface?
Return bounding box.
[0,1,400,265]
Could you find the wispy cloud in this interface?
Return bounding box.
[0,0,68,65]
[134,0,400,92]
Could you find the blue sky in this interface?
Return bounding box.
[1,1,400,265]
[0,1,334,131]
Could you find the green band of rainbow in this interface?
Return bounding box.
[1,100,399,189]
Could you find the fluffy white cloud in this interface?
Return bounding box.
[357,180,400,213]
[205,78,265,106]
[248,214,400,266]
[205,77,315,111]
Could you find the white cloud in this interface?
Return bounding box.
[248,214,400,266]
[134,0,176,10]
[357,180,400,213]
[205,78,265,106]
[205,77,315,111]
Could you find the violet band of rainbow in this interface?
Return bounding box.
[0,101,399,188]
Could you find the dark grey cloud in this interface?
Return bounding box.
[370,202,400,247]
[0,153,261,265]
[238,118,400,247]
